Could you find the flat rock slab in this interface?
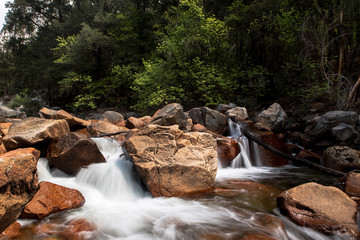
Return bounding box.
[3,117,70,151]
[277,182,359,238]
[21,181,85,219]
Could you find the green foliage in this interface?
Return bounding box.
[133,0,233,112]
[7,92,44,116]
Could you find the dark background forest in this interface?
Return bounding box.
[1,0,360,116]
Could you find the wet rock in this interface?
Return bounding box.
[0,222,22,238]
[322,146,360,172]
[21,181,85,219]
[256,131,289,167]
[295,149,321,164]
[60,219,97,240]
[215,103,236,114]
[216,138,240,167]
[342,172,360,204]
[277,182,359,237]
[2,117,70,151]
[187,107,227,135]
[124,125,218,197]
[39,107,90,129]
[0,148,40,232]
[0,105,26,119]
[0,123,12,136]
[256,103,288,132]
[47,132,106,175]
[225,107,249,123]
[312,111,359,138]
[239,233,277,240]
[331,123,358,142]
[126,117,145,129]
[150,103,187,130]
[87,120,129,137]
[102,111,125,126]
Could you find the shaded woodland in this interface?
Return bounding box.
[1,0,360,115]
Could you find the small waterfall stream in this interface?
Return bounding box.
[30,133,346,240]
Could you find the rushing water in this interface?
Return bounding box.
[22,122,352,240]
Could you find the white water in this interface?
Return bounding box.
[33,137,346,240]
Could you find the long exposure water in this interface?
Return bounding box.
[18,122,354,240]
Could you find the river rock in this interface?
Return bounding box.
[225,107,249,123]
[215,103,236,114]
[187,107,227,135]
[0,148,40,232]
[21,181,85,219]
[126,117,145,129]
[0,105,26,119]
[150,103,187,129]
[124,125,218,197]
[256,103,288,132]
[331,123,358,142]
[256,131,289,167]
[217,138,240,167]
[0,222,22,238]
[47,132,106,175]
[322,146,360,172]
[102,111,125,126]
[342,172,360,204]
[60,219,97,240]
[39,107,90,129]
[312,111,359,138]
[2,117,70,151]
[0,122,12,136]
[277,182,359,237]
[87,120,129,137]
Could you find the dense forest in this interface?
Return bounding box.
[0,0,360,115]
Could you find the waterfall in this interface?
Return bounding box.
[228,119,263,168]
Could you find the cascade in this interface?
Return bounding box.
[228,119,262,168]
[31,134,339,240]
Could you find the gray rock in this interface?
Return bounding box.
[331,123,358,142]
[187,107,227,134]
[312,111,359,138]
[0,105,26,119]
[215,103,236,114]
[150,103,187,129]
[102,111,124,125]
[256,103,288,132]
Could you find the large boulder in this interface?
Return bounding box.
[214,103,236,114]
[331,123,358,142]
[277,182,358,238]
[47,132,106,175]
[312,111,359,138]
[21,181,85,219]
[0,148,40,232]
[256,103,288,132]
[216,138,240,167]
[39,107,90,129]
[187,107,227,135]
[150,103,187,130]
[322,146,360,172]
[2,117,70,151]
[124,125,218,197]
[225,107,249,123]
[0,105,26,119]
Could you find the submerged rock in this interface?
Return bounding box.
[2,117,70,151]
[256,103,288,132]
[322,146,360,172]
[0,148,40,232]
[124,125,218,197]
[21,181,85,219]
[150,103,188,130]
[277,182,359,238]
[187,107,227,135]
[47,132,106,175]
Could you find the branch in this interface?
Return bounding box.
[241,128,344,177]
[346,76,360,109]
